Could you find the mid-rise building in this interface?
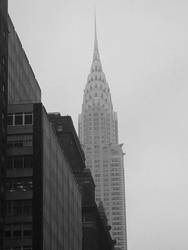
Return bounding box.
[0,0,8,247]
[78,20,127,250]
[48,113,115,250]
[4,103,82,250]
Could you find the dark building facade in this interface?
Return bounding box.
[48,113,115,250]
[48,114,85,175]
[4,15,84,250]
[8,16,41,104]
[78,169,115,250]
[0,0,8,248]
[4,103,82,250]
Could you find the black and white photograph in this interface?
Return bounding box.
[0,0,188,249]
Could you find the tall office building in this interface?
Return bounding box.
[3,15,82,250]
[78,20,127,250]
[0,0,8,247]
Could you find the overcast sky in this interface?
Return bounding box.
[9,0,188,249]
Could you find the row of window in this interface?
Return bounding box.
[112,206,122,211]
[87,112,105,117]
[7,135,33,148]
[111,191,121,196]
[6,178,33,193]
[0,50,7,137]
[112,221,123,226]
[111,197,123,201]
[6,200,32,217]
[4,247,32,250]
[7,155,33,169]
[111,177,120,182]
[7,140,32,148]
[111,163,120,167]
[113,226,124,231]
[4,223,32,239]
[4,229,32,238]
[113,231,124,236]
[111,158,120,162]
[112,211,123,216]
[8,112,33,126]
[111,173,120,177]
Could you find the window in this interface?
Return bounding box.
[4,223,32,246]
[57,125,63,132]
[7,112,33,126]
[13,230,22,237]
[7,156,33,169]
[24,113,33,125]
[23,229,32,237]
[5,230,11,238]
[14,156,23,168]
[2,82,5,93]
[6,202,12,216]
[7,157,13,169]
[24,156,33,168]
[14,201,22,215]
[15,113,23,125]
[2,55,6,65]
[5,226,11,236]
[23,200,32,215]
[7,113,13,126]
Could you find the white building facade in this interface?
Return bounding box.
[78,21,127,250]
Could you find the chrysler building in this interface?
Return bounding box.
[78,19,127,250]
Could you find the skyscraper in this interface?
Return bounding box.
[78,19,127,250]
[3,15,82,250]
[0,0,8,247]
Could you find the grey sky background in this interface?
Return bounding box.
[9,0,188,249]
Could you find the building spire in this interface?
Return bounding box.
[94,9,98,52]
[93,11,100,61]
[91,11,103,72]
